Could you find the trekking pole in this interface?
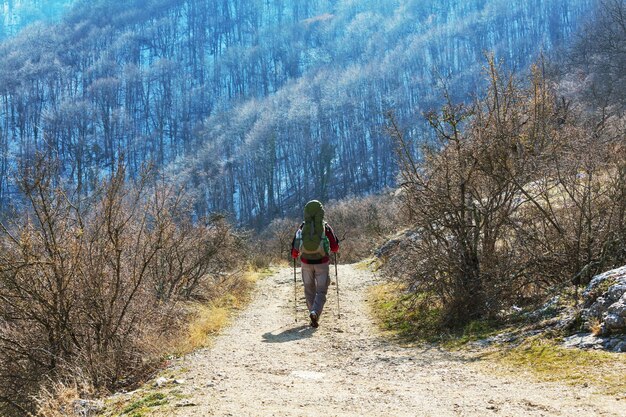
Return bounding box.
[293,258,298,322]
[335,252,340,319]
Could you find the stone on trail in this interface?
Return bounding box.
[289,370,325,380]
[154,377,169,387]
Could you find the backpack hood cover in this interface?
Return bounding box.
[302,200,325,253]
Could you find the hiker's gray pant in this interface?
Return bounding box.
[301,262,330,316]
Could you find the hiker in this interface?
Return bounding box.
[291,200,339,328]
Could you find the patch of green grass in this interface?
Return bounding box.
[491,338,626,397]
[443,319,503,348]
[368,283,443,343]
[169,389,186,399]
[120,392,168,416]
[369,283,511,346]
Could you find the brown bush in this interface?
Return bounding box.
[260,194,402,265]
[0,160,244,416]
[324,194,403,263]
[385,57,626,327]
[255,217,300,266]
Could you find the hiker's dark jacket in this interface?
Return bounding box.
[291,223,339,264]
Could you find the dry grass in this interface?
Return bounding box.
[176,303,230,354]
[34,382,84,417]
[589,318,603,336]
[354,257,382,271]
[174,268,265,355]
[271,259,290,268]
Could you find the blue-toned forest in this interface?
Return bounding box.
[0,1,624,415]
[0,0,596,224]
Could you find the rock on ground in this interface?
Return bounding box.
[581,265,626,336]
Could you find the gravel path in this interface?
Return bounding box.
[159,265,624,416]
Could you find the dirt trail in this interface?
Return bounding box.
[159,265,623,416]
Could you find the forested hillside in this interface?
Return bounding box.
[0,0,594,225]
[1,1,625,415]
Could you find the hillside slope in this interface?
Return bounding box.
[0,0,595,223]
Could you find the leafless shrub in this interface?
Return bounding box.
[325,194,403,263]
[256,217,300,265]
[0,159,244,416]
[385,56,626,327]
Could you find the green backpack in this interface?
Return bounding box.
[299,200,330,260]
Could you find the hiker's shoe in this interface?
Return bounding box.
[309,311,319,328]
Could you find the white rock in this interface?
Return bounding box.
[154,377,169,387]
[581,266,626,336]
